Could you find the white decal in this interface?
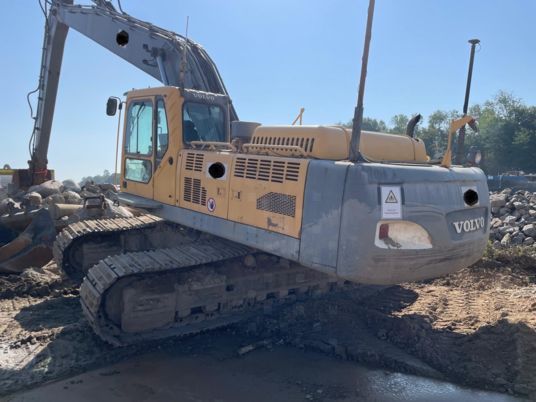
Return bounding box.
[452,217,485,234]
[381,186,402,219]
[207,198,216,212]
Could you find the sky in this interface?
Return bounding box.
[1,0,536,181]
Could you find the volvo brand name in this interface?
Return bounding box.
[452,217,485,234]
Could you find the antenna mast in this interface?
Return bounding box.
[349,0,376,161]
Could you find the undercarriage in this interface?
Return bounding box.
[53,216,340,345]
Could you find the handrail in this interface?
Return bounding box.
[242,143,307,157]
[188,141,236,152]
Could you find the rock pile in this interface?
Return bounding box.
[489,188,536,247]
[0,179,132,235]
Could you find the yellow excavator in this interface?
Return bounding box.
[12,0,489,345]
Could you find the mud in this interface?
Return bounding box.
[2,346,519,402]
[0,249,535,399]
[0,262,74,300]
[255,248,536,398]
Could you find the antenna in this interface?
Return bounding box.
[349,0,376,162]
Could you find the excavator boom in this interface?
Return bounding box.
[19,0,236,188]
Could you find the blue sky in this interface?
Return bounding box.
[1,0,535,181]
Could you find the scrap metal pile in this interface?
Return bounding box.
[0,179,132,274]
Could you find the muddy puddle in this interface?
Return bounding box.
[1,345,522,402]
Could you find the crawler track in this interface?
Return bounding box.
[53,215,192,282]
[80,239,337,345]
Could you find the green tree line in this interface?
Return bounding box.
[341,92,536,174]
[80,169,119,186]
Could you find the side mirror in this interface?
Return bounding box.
[106,97,118,116]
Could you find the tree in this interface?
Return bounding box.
[336,91,536,174]
[339,117,388,132]
[80,170,118,185]
[390,114,409,134]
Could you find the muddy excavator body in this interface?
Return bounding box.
[114,86,489,286]
[57,86,488,346]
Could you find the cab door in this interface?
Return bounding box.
[121,97,155,200]
[153,95,179,205]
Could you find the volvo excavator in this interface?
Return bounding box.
[9,0,489,345]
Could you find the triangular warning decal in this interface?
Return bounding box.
[385,190,398,203]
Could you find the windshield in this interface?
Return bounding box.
[182,102,225,143]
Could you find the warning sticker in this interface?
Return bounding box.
[207,198,216,212]
[381,186,402,219]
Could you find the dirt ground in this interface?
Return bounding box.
[0,248,535,399]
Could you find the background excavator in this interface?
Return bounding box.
[3,0,489,345]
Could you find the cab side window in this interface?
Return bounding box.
[156,98,169,166]
[182,102,225,144]
[125,100,153,155]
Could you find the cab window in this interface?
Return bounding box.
[182,102,225,144]
[125,100,153,155]
[124,158,152,183]
[156,98,169,165]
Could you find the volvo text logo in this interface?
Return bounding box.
[452,217,485,234]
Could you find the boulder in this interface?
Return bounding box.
[0,198,16,216]
[43,193,65,208]
[23,192,42,208]
[28,180,64,198]
[523,237,535,246]
[62,190,82,205]
[511,232,526,245]
[490,193,508,208]
[522,224,536,238]
[503,215,517,226]
[499,207,510,216]
[490,218,502,229]
[500,233,512,247]
[62,179,81,193]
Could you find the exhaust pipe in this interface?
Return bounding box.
[405,114,422,138]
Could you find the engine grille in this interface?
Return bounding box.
[251,136,315,153]
[185,152,204,172]
[256,192,296,217]
[234,157,301,183]
[183,177,207,206]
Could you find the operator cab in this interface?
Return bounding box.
[107,86,233,204]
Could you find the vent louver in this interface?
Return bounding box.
[185,152,204,172]
[234,158,301,183]
[183,177,207,206]
[251,136,315,153]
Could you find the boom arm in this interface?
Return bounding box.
[29,0,236,182]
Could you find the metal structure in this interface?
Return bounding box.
[455,39,480,165]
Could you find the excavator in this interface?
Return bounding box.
[8,0,489,345]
